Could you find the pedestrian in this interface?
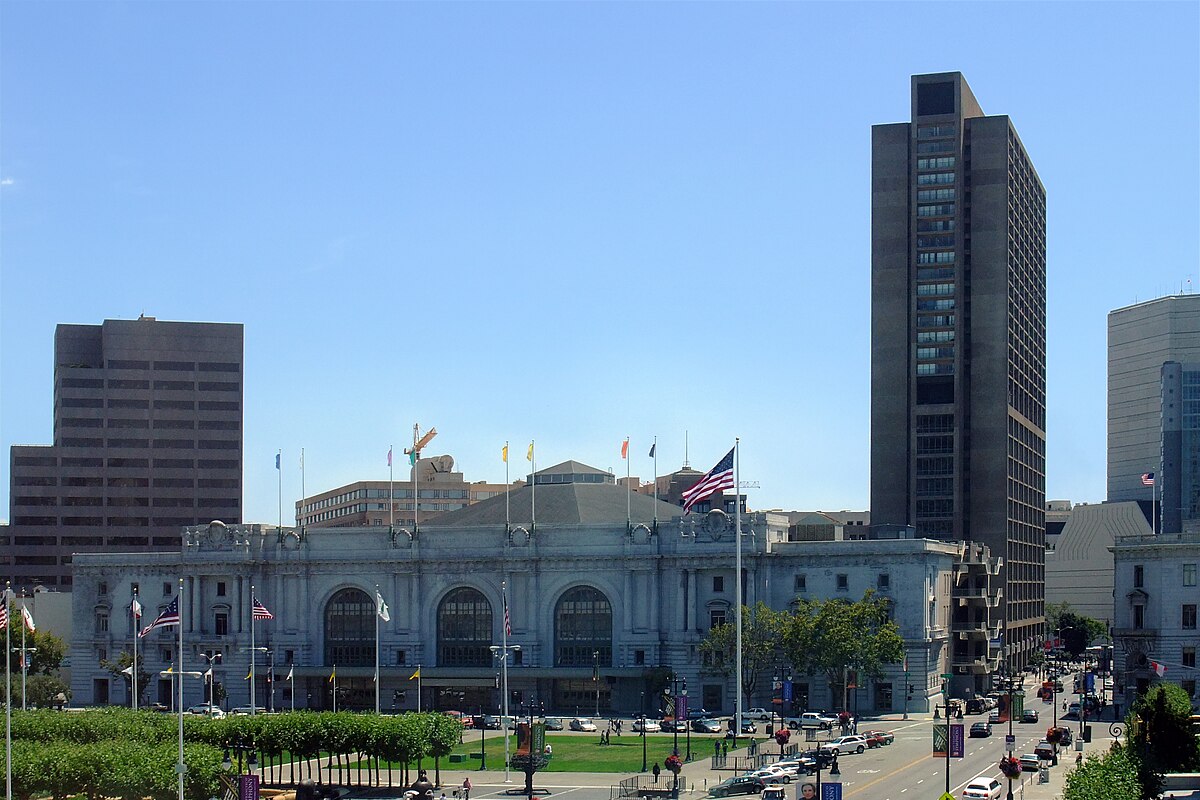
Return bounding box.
[440,792,447,800]
[463,778,471,800]
[652,762,661,784]
[1076,752,1083,767]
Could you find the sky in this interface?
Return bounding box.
[2,1,1198,526]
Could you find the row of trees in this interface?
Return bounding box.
[0,613,70,710]
[698,592,904,706]
[1063,682,1200,800]
[5,707,464,799]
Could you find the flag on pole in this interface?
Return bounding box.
[131,597,143,619]
[504,595,512,635]
[1151,660,1167,677]
[376,591,391,622]
[286,665,294,682]
[252,597,274,620]
[502,444,508,463]
[138,596,179,638]
[0,600,7,630]
[387,447,393,467]
[409,450,418,466]
[21,604,35,632]
[621,439,629,459]
[648,443,656,458]
[681,447,736,514]
[409,667,421,681]
[275,453,281,470]
[329,667,336,683]
[1142,472,1156,486]
[203,667,213,680]
[526,442,534,461]
[245,669,252,680]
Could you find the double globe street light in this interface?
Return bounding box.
[490,643,521,785]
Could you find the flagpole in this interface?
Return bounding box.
[132,589,139,711]
[375,583,381,715]
[19,599,26,711]
[417,664,422,714]
[625,438,631,532]
[1153,475,1158,535]
[505,441,510,534]
[250,583,257,715]
[652,437,658,531]
[277,449,283,537]
[333,668,337,713]
[289,667,295,712]
[501,580,511,784]
[734,438,743,746]
[300,448,306,534]
[530,442,536,531]
[389,445,394,532]
[6,582,13,800]
[177,578,185,800]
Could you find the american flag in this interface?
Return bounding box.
[681,447,736,514]
[1142,472,1156,486]
[138,596,179,638]
[252,597,274,620]
[504,594,512,636]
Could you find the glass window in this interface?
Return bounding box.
[916,283,955,296]
[555,586,612,667]
[917,315,955,328]
[917,235,955,249]
[917,172,955,186]
[917,347,954,360]
[917,203,956,217]
[917,140,956,154]
[709,609,726,629]
[917,252,956,265]
[1185,647,1197,669]
[794,574,806,592]
[1134,565,1144,588]
[1134,605,1145,629]
[917,330,956,343]
[917,219,956,233]
[916,299,956,311]
[916,124,956,139]
[917,156,956,170]
[437,587,493,667]
[916,188,955,202]
[1184,605,1197,630]
[1185,564,1196,587]
[836,574,848,590]
[325,588,374,666]
[713,576,724,592]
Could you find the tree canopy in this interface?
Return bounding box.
[1045,601,1107,656]
[698,602,789,700]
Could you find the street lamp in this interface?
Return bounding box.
[640,690,648,773]
[11,646,37,711]
[682,680,691,762]
[253,648,275,713]
[593,650,601,718]
[200,652,222,713]
[162,667,205,800]
[490,643,521,785]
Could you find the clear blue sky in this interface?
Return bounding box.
[2,2,1197,525]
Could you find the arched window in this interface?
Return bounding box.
[438,587,493,666]
[555,586,612,667]
[324,587,374,666]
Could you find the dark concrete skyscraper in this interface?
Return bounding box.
[870,73,1047,676]
[7,317,243,588]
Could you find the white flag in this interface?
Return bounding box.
[376,591,390,623]
[131,598,143,619]
[203,667,213,679]
[286,665,294,682]
[21,605,35,632]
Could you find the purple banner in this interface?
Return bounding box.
[949,723,965,758]
[677,694,689,720]
[239,774,260,800]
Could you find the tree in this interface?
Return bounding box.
[1063,747,1142,800]
[1127,681,1200,798]
[1045,601,1107,656]
[782,592,904,713]
[698,602,790,703]
[25,674,70,709]
[101,650,151,707]
[2,608,67,676]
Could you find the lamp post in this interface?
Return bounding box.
[640,690,648,773]
[682,680,691,762]
[593,650,600,718]
[162,667,204,800]
[479,704,487,770]
[12,645,37,711]
[200,652,222,712]
[222,733,259,774]
[252,648,275,713]
[490,643,521,784]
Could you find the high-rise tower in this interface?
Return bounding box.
[870,73,1047,675]
[7,317,244,588]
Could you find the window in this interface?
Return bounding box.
[917,140,955,154]
[131,582,139,595]
[635,649,645,665]
[917,203,956,217]
[916,172,955,186]
[713,576,725,593]
[916,283,955,296]
[215,613,229,636]
[98,648,107,662]
[709,609,727,629]
[217,582,226,597]
[1184,605,1197,630]
[917,330,956,344]
[160,648,172,662]
[162,582,172,596]
[95,613,109,633]
[1184,679,1197,699]
[555,586,612,667]
[794,574,806,592]
[916,188,955,202]
[1134,565,1144,588]
[395,650,407,665]
[836,574,848,591]
[325,587,375,666]
[1184,647,1196,669]
[917,347,955,360]
[917,314,955,328]
[513,649,523,665]
[1134,605,1145,629]
[916,252,956,265]
[916,124,955,139]
[98,581,108,595]
[916,299,955,311]
[878,574,890,590]
[917,156,956,170]
[1186,564,1197,587]
[437,587,493,667]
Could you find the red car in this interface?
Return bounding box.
[863,730,894,746]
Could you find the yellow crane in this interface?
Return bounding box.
[404,424,437,466]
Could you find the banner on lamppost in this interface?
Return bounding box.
[782,680,793,703]
[531,723,546,755]
[677,694,689,721]
[239,774,260,800]
[949,723,965,758]
[933,723,949,757]
[820,783,842,800]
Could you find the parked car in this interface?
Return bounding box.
[1047,726,1073,745]
[760,787,786,800]
[863,729,894,746]
[632,718,661,733]
[793,749,835,770]
[229,706,267,716]
[741,707,772,722]
[707,776,765,797]
[969,722,993,738]
[961,776,1003,800]
[819,735,868,755]
[542,717,564,731]
[569,717,597,732]
[663,719,689,732]
[1021,709,1039,723]
[987,710,1001,725]
[965,698,988,715]
[794,712,837,730]
[725,721,758,736]
[1034,741,1055,760]
[692,718,723,734]
[1019,754,1041,772]
[484,715,516,730]
[749,765,798,785]
[186,703,224,718]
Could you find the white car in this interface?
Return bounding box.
[795,712,838,729]
[569,717,597,732]
[633,717,661,733]
[819,735,868,755]
[961,776,1003,800]
[740,707,772,722]
[750,764,802,784]
[186,703,224,718]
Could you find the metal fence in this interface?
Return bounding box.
[611,774,691,800]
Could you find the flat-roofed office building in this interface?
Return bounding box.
[6,316,243,588]
[870,72,1047,685]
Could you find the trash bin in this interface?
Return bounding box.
[296,780,316,800]
[1082,725,1092,743]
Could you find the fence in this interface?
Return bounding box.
[611,774,691,800]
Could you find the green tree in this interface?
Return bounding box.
[1127,681,1200,798]
[101,650,151,707]
[698,602,790,703]
[782,592,904,712]
[2,608,67,675]
[1063,747,1142,800]
[25,674,70,709]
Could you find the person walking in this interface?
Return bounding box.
[652,762,661,784]
[462,778,471,800]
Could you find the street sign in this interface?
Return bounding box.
[941,673,953,678]
[1006,734,1016,748]
[938,793,956,800]
[819,784,842,800]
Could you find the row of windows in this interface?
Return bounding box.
[917,235,955,249]
[917,456,954,476]
[917,188,955,202]
[917,156,956,170]
[917,251,955,265]
[917,124,956,139]
[916,282,954,296]
[917,477,953,496]
[917,363,955,376]
[917,314,955,328]
[917,330,955,344]
[59,437,239,450]
[916,172,955,186]
[104,360,238,372]
[917,140,955,154]
[917,299,955,311]
[917,203,955,217]
[917,219,955,233]
[917,346,955,360]
[794,573,891,592]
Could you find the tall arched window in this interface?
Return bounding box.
[324,587,374,666]
[555,585,612,667]
[438,587,493,666]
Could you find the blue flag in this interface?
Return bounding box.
[275,453,280,470]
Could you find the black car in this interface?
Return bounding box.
[1021,709,1039,723]
[969,722,992,738]
[708,777,765,798]
[692,718,723,734]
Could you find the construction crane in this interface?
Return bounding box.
[404,424,437,466]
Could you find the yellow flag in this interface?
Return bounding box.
[245,669,251,681]
[501,444,508,463]
[409,667,421,681]
[526,442,534,461]
[329,667,336,683]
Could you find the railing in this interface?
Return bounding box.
[612,775,690,800]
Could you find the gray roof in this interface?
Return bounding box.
[425,480,683,527]
[533,460,613,478]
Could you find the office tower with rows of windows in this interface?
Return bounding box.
[870,73,1047,678]
[6,317,244,588]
